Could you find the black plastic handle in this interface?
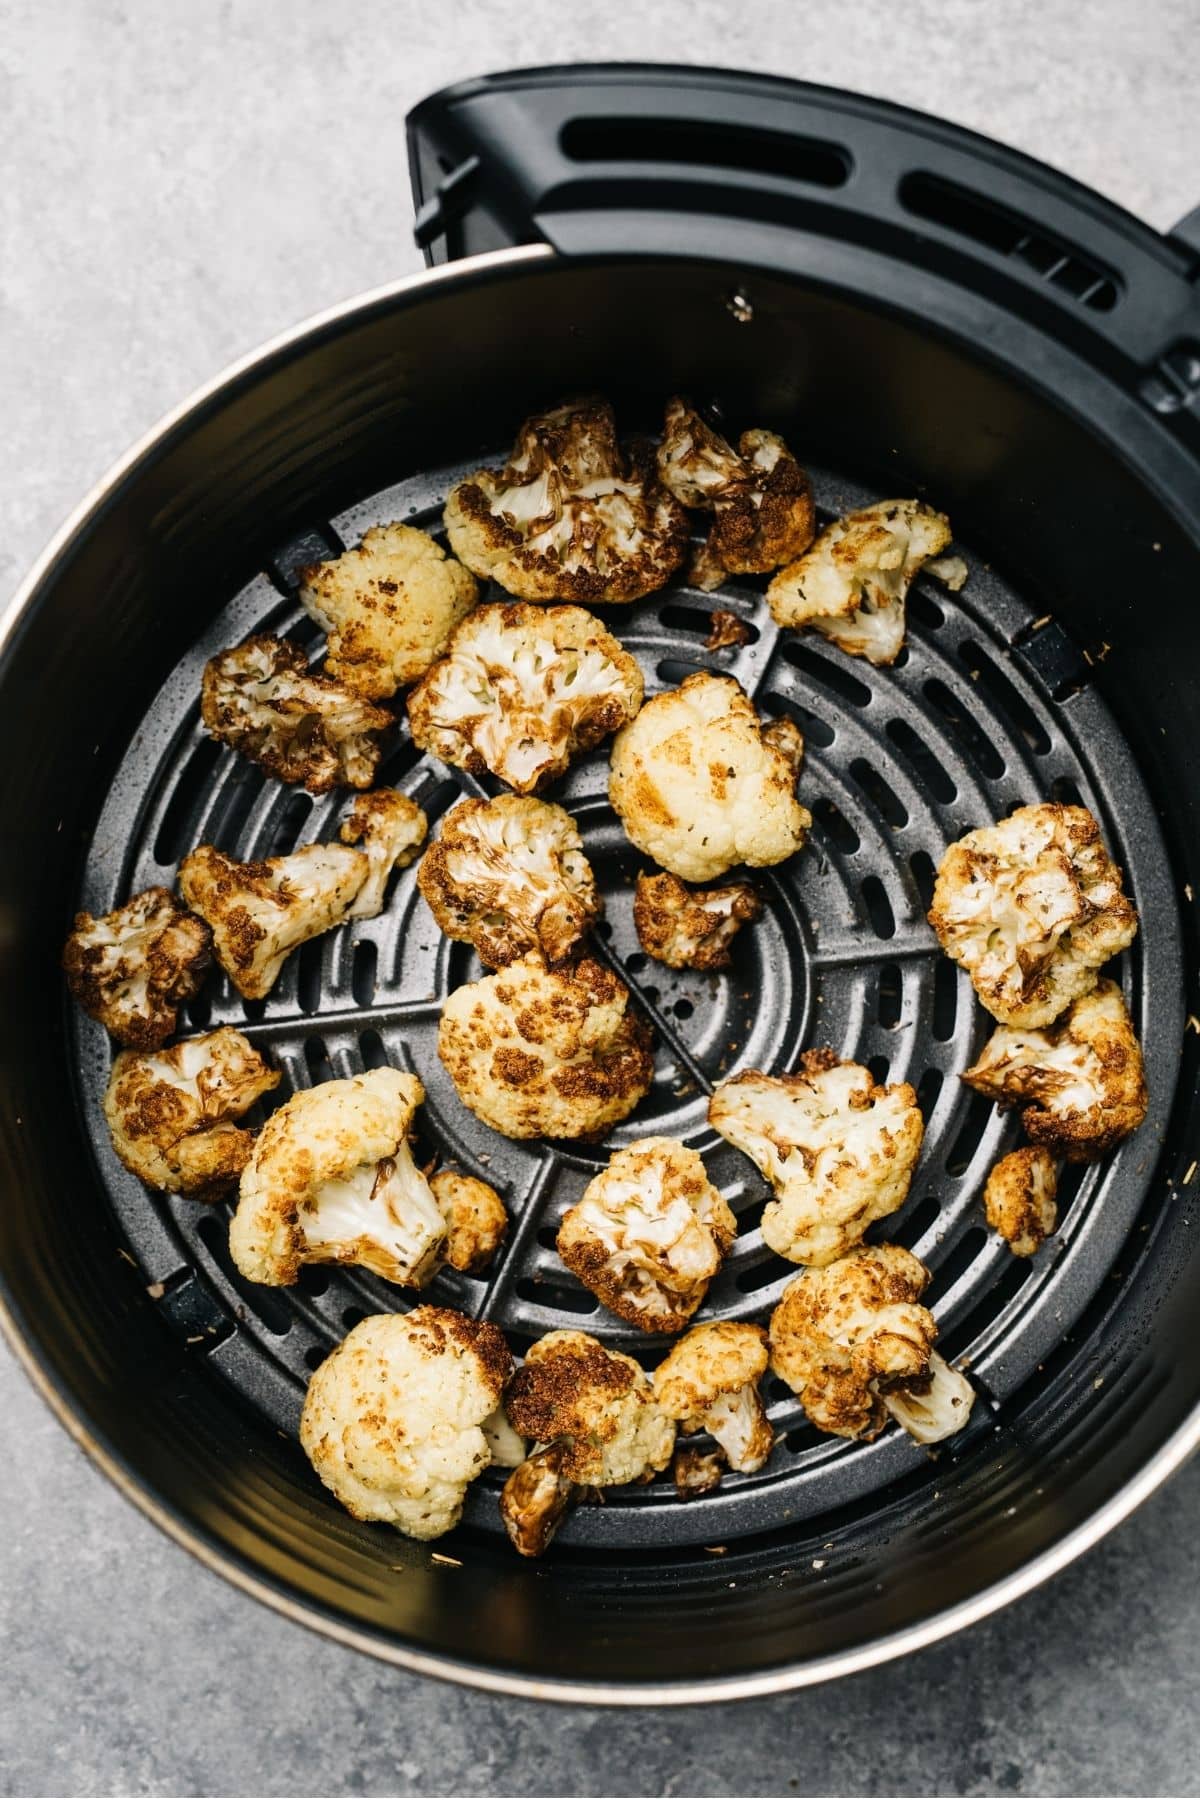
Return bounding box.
[407,64,1200,381]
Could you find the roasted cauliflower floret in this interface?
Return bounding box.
[609,671,810,883]
[929,803,1138,1028]
[62,887,211,1048]
[654,1321,774,1475]
[767,499,952,666]
[229,1068,448,1287]
[298,523,478,699]
[709,1050,924,1267]
[500,1329,676,1556]
[445,399,688,604]
[984,1146,1059,1256]
[417,795,599,968]
[962,979,1147,1160]
[429,1169,509,1273]
[300,1307,512,1541]
[556,1138,736,1332]
[338,787,428,919]
[770,1246,974,1443]
[102,1027,279,1197]
[438,952,653,1140]
[180,842,367,1000]
[200,634,392,792]
[656,397,815,591]
[408,602,642,794]
[633,869,761,971]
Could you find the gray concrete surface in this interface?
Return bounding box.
[2,1,1199,1794]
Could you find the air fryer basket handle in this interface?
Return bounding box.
[406,64,1200,378]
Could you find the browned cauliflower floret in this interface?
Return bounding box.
[556,1138,736,1332]
[500,1329,676,1556]
[407,602,643,794]
[437,952,653,1140]
[767,500,953,666]
[338,787,428,919]
[298,523,478,699]
[229,1068,449,1286]
[300,1307,512,1541]
[656,397,816,592]
[102,1027,279,1197]
[444,399,688,604]
[929,803,1138,1028]
[429,1168,509,1273]
[984,1146,1059,1256]
[416,795,599,968]
[633,869,761,971]
[654,1321,774,1476]
[962,979,1147,1161]
[62,887,211,1048]
[609,671,810,883]
[709,1050,924,1267]
[200,634,392,792]
[180,843,367,1000]
[770,1246,975,1444]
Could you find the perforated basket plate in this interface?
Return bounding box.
[71,456,1182,1548]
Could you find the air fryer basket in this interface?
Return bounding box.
[3,67,1200,1698]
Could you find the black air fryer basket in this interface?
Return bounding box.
[3,65,1200,1700]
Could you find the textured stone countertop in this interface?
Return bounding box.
[3,2,1199,1794]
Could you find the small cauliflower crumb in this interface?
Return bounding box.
[200,634,391,792]
[656,397,816,591]
[929,803,1138,1027]
[300,1307,512,1541]
[654,1320,774,1474]
[445,399,688,603]
[298,522,478,699]
[417,794,599,968]
[103,1027,279,1197]
[429,1168,508,1273]
[963,979,1147,1161]
[767,499,952,665]
[62,887,211,1048]
[338,788,428,919]
[408,601,643,793]
[709,1050,924,1266]
[437,951,653,1140]
[633,869,761,970]
[609,670,810,883]
[556,1138,736,1331]
[984,1146,1059,1256]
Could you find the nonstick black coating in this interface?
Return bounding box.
[3,250,1200,1695]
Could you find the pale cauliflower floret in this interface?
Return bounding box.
[984,1146,1059,1256]
[102,1027,279,1197]
[438,952,653,1140]
[300,1307,512,1541]
[200,634,391,792]
[709,1050,924,1267]
[654,1321,774,1475]
[929,803,1138,1027]
[229,1068,448,1286]
[656,397,815,591]
[770,1245,974,1444]
[407,602,643,794]
[767,499,953,666]
[444,399,688,604]
[179,842,368,1000]
[416,794,599,968]
[62,887,211,1048]
[609,671,810,882]
[633,869,761,971]
[556,1138,736,1332]
[298,522,478,699]
[429,1168,509,1273]
[500,1329,676,1556]
[962,979,1147,1161]
[338,787,428,919]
